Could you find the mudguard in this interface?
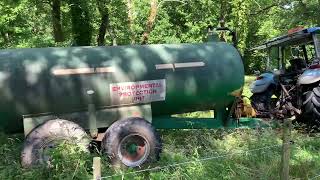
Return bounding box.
[298,69,320,85]
[250,72,276,93]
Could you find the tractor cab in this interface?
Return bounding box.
[252,27,320,78]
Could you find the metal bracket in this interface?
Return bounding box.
[87,90,98,138]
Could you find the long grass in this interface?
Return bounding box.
[1,128,320,179]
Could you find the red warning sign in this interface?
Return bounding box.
[110,79,166,105]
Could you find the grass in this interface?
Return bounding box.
[1,76,320,179]
[1,128,320,179]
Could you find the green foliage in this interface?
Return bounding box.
[0,0,54,48]
[1,0,319,66]
[243,75,256,98]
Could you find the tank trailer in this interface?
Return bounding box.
[0,28,260,167]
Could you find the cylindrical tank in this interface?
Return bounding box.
[0,42,244,132]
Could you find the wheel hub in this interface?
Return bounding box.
[118,134,150,167]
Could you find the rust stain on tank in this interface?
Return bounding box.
[229,87,243,97]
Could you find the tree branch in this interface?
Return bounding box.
[250,0,293,15]
[249,3,279,16]
[42,0,52,6]
[157,0,187,8]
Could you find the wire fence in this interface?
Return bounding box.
[305,137,320,180]
[309,172,320,180]
[97,142,291,179]
[92,118,320,180]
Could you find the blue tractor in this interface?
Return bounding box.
[250,27,320,124]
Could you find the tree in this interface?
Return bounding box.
[141,0,158,44]
[69,0,92,46]
[126,0,135,44]
[1,0,319,75]
[96,0,110,46]
[51,0,64,42]
[218,0,229,41]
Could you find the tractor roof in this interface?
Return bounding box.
[251,27,320,51]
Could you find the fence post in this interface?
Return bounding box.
[280,117,293,180]
[93,157,101,180]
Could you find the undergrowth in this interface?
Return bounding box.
[1,128,320,180]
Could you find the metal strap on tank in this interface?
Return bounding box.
[51,66,115,76]
[155,61,205,70]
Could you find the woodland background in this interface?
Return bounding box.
[0,0,319,72]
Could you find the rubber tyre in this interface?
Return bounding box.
[102,117,162,168]
[21,119,90,167]
[303,86,320,126]
[250,88,274,112]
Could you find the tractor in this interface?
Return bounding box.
[250,27,320,125]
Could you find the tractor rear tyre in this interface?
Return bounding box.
[102,117,162,168]
[21,119,90,167]
[303,86,320,126]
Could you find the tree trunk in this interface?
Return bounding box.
[51,0,64,42]
[69,0,92,46]
[318,0,320,26]
[96,0,109,46]
[0,31,9,44]
[112,38,117,46]
[219,0,227,42]
[106,28,117,46]
[127,0,135,44]
[97,14,109,46]
[141,0,158,44]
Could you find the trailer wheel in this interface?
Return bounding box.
[102,117,162,168]
[21,119,90,167]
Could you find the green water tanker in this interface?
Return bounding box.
[0,28,250,168]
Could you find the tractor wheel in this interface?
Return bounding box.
[303,86,320,126]
[250,87,274,116]
[102,117,162,168]
[21,119,90,167]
